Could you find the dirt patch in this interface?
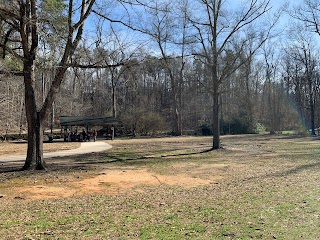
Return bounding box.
[2,136,255,201]
[14,186,76,199]
[13,166,221,200]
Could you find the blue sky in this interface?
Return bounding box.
[81,0,310,55]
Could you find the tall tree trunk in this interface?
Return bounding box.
[22,95,36,170]
[22,63,46,170]
[35,111,45,170]
[212,91,220,149]
[212,46,220,149]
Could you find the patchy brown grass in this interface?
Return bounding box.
[0,134,319,239]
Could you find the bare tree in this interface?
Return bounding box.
[0,74,24,137]
[282,34,319,135]
[143,1,190,135]
[0,0,95,170]
[189,0,273,149]
[291,0,320,36]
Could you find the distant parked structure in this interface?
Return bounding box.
[60,116,118,141]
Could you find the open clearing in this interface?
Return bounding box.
[0,135,319,239]
[0,140,80,157]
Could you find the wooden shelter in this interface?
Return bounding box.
[60,116,118,127]
[60,116,119,141]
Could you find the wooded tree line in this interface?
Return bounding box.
[1,0,320,169]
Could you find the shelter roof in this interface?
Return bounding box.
[60,116,118,126]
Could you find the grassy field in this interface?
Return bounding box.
[0,134,319,239]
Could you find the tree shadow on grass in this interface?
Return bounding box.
[65,147,213,167]
[0,147,213,176]
[0,161,24,173]
[269,161,320,177]
[246,160,320,182]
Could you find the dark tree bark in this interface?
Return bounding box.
[0,0,96,170]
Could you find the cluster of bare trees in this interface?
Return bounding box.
[0,74,24,138]
[1,0,320,170]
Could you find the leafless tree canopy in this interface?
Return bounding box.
[1,0,320,168]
